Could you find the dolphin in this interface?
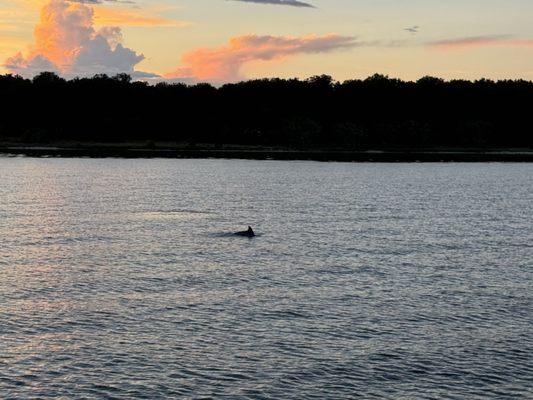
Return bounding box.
[235,226,255,237]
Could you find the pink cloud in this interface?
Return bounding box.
[165,34,360,82]
[4,0,150,78]
[428,35,533,50]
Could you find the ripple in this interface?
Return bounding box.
[0,160,532,399]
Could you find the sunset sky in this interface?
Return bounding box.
[1,0,533,83]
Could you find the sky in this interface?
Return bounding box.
[1,0,533,83]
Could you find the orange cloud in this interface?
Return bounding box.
[165,34,359,82]
[428,35,533,50]
[93,6,188,28]
[4,0,151,77]
[32,0,94,66]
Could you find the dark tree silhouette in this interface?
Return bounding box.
[0,72,532,149]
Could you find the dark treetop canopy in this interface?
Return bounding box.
[1,72,532,149]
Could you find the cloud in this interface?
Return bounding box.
[61,0,188,27]
[71,32,145,75]
[165,34,360,82]
[5,53,59,76]
[228,0,314,7]
[428,35,533,50]
[69,0,135,4]
[93,6,189,27]
[3,0,156,78]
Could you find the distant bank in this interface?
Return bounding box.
[1,145,532,162]
[2,74,533,153]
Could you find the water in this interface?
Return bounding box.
[0,158,531,399]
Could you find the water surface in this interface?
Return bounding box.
[0,159,532,399]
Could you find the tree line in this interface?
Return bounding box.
[1,72,532,149]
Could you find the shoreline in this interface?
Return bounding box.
[1,146,533,162]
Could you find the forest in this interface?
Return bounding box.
[0,72,532,149]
